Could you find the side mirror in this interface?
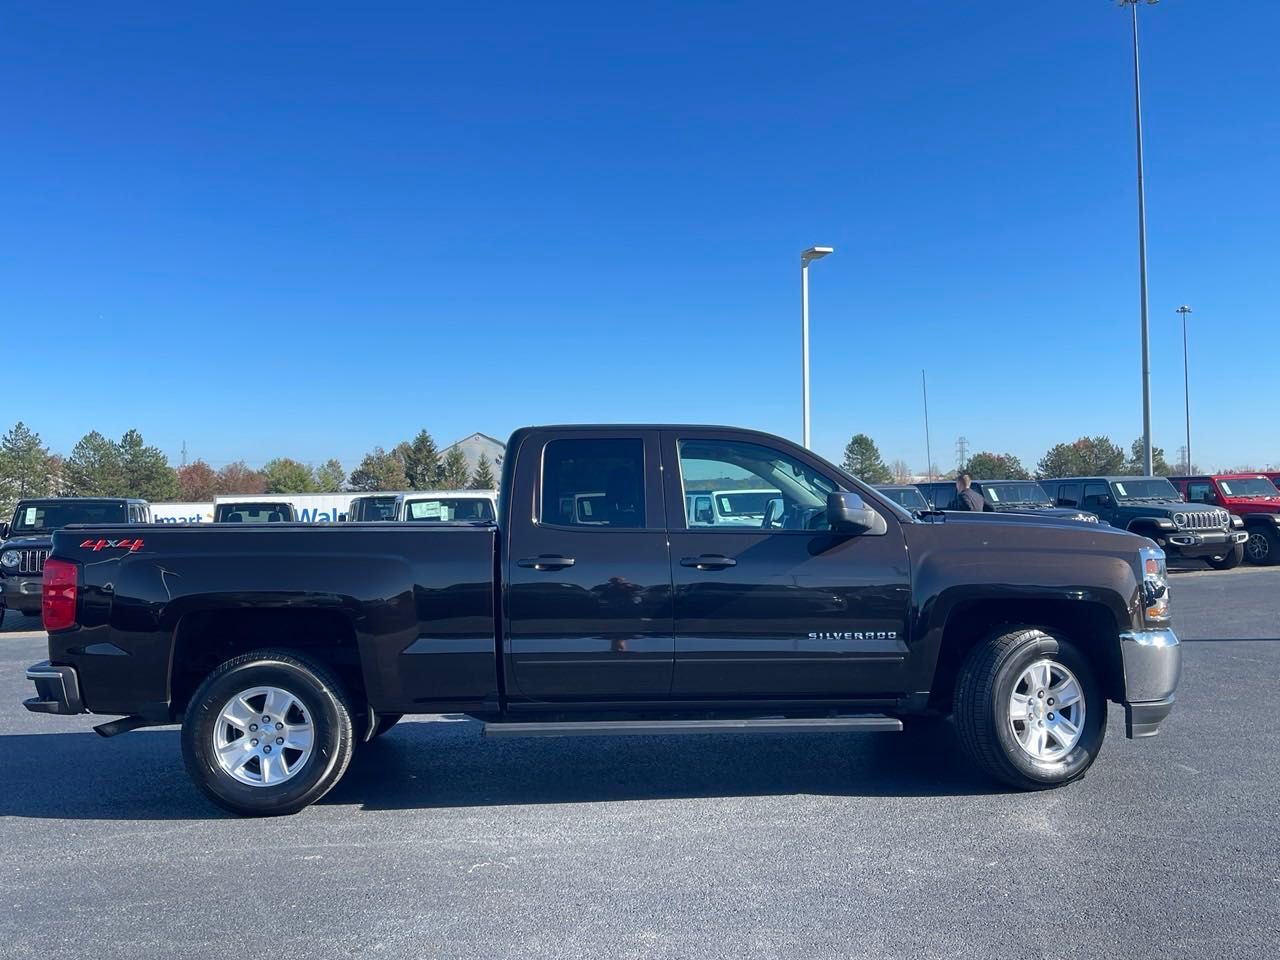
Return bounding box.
[827,491,878,534]
[0,520,8,540]
[694,506,713,524]
[1099,495,1115,509]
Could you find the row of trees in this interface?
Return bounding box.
[0,422,499,516]
[841,432,1224,484]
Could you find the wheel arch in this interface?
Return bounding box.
[927,598,1125,714]
[170,608,363,718]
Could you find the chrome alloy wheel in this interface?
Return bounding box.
[212,686,314,787]
[1008,659,1086,762]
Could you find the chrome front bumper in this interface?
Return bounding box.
[1119,629,1180,738]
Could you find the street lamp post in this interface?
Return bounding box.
[1176,304,1193,471]
[1122,0,1159,475]
[800,246,833,449]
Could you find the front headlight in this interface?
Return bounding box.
[1172,513,1188,527]
[1140,545,1169,623]
[0,551,18,569]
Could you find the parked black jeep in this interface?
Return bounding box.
[1040,476,1249,568]
[874,484,930,513]
[1,498,151,624]
[916,480,1101,524]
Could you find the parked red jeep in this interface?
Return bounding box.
[1169,475,1280,566]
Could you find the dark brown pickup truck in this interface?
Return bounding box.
[25,424,1181,816]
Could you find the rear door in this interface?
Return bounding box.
[662,430,912,699]
[504,429,674,701]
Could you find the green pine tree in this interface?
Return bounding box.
[469,453,496,489]
[440,447,471,489]
[118,429,179,501]
[402,430,442,489]
[841,433,893,484]
[63,431,125,496]
[313,458,346,492]
[0,421,54,515]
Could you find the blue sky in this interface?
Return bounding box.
[4,2,1277,474]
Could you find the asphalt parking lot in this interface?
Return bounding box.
[2,567,1278,959]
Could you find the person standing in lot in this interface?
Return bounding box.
[955,473,989,512]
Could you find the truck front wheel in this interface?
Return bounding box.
[181,649,355,816]
[1245,527,1279,566]
[1206,543,1244,570]
[954,627,1106,790]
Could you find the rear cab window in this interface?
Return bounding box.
[540,438,647,529]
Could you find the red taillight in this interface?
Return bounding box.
[42,558,79,632]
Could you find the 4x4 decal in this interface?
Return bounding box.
[80,538,145,553]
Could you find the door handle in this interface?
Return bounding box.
[680,554,737,570]
[517,555,577,571]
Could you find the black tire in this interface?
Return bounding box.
[1206,543,1244,570]
[181,649,355,817]
[954,626,1106,790]
[371,713,403,739]
[1245,526,1280,566]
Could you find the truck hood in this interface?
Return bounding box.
[1220,498,1280,514]
[1,535,53,550]
[921,510,1106,530]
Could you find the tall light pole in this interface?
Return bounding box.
[1176,304,1193,471]
[800,246,834,449]
[1122,0,1159,475]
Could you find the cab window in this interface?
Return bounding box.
[1186,481,1215,503]
[676,438,836,531]
[540,438,645,529]
[1081,483,1112,509]
[1055,482,1082,507]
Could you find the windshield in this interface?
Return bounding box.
[216,504,293,523]
[714,490,780,517]
[10,501,128,534]
[404,498,494,522]
[983,483,1052,505]
[1112,478,1180,501]
[879,487,929,512]
[351,496,400,521]
[1218,478,1280,498]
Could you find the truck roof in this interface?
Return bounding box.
[1168,474,1278,482]
[1042,476,1170,483]
[15,496,149,505]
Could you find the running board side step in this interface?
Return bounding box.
[482,716,902,738]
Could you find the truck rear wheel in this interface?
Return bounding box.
[1245,527,1279,566]
[954,627,1106,790]
[181,649,355,816]
[1206,543,1244,570]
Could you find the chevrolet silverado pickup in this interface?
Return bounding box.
[24,425,1181,816]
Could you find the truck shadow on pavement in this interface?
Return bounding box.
[0,718,1005,820]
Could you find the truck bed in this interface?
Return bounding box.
[49,522,499,719]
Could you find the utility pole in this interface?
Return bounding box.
[1176,305,1193,475]
[1122,0,1159,475]
[956,436,969,473]
[799,246,834,449]
[922,370,933,481]
[181,440,188,468]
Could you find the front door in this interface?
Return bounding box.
[504,430,674,702]
[662,431,912,699]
